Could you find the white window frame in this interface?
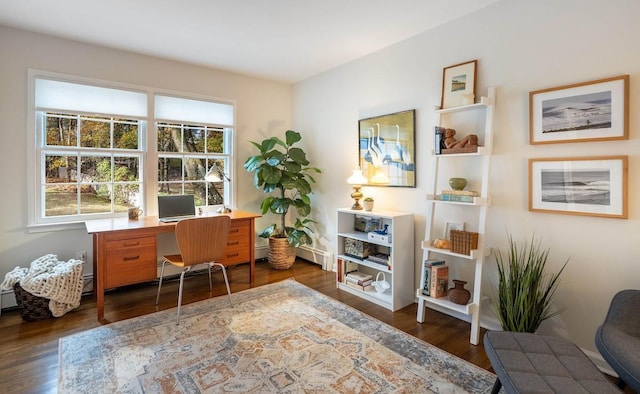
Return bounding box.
[27,70,236,230]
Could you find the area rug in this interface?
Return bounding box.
[58,279,495,393]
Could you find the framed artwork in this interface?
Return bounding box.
[529,75,629,144]
[441,60,477,109]
[358,109,415,187]
[443,221,464,240]
[528,156,628,219]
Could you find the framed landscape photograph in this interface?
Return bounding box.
[443,221,464,240]
[358,109,416,187]
[529,75,629,144]
[441,60,477,109]
[529,156,628,219]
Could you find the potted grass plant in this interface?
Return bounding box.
[243,130,321,269]
[494,233,568,332]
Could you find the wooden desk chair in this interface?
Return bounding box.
[155,216,233,324]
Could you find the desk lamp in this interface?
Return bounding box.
[205,164,232,213]
[346,167,368,210]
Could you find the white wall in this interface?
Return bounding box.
[293,0,640,360]
[0,27,291,287]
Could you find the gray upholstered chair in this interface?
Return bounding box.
[595,289,640,392]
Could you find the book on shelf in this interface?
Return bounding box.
[345,271,373,285]
[430,264,449,298]
[435,194,476,203]
[420,259,445,296]
[441,189,479,196]
[365,253,390,265]
[345,280,374,292]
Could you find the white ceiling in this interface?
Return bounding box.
[0,0,500,83]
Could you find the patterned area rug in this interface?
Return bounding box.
[59,279,495,393]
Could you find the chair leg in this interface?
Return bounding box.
[176,267,190,325]
[208,264,213,292]
[491,378,502,394]
[212,263,233,307]
[156,260,167,305]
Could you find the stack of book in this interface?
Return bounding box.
[420,259,448,298]
[450,230,479,255]
[364,253,391,270]
[344,271,374,291]
[435,189,479,203]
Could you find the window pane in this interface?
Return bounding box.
[114,184,141,212]
[158,183,183,195]
[184,157,206,181]
[80,118,110,148]
[113,120,139,149]
[186,182,207,206]
[45,113,77,146]
[158,157,182,182]
[82,156,111,182]
[44,184,77,217]
[157,124,180,152]
[114,156,139,182]
[208,181,224,205]
[80,184,111,214]
[45,155,77,182]
[184,126,205,153]
[206,128,224,153]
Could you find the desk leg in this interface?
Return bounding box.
[93,233,105,321]
[249,218,255,284]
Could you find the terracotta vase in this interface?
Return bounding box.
[448,279,471,305]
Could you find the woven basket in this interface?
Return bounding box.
[268,236,296,270]
[13,284,53,321]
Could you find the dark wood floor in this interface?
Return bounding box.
[0,259,494,393]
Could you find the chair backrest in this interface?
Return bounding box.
[175,216,231,266]
[604,289,640,337]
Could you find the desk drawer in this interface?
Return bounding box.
[221,219,251,264]
[105,236,156,288]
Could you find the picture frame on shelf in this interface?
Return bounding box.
[440,60,477,109]
[358,109,416,188]
[529,75,629,144]
[443,221,464,240]
[529,156,628,219]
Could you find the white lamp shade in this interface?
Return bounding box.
[347,169,368,185]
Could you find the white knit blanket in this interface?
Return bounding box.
[1,254,84,317]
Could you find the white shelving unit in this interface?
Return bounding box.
[336,208,414,311]
[416,87,495,345]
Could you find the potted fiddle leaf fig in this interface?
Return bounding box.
[243,130,321,269]
[494,233,568,333]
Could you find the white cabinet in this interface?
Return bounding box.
[416,87,495,345]
[336,208,414,311]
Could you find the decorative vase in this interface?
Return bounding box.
[448,177,467,191]
[268,236,296,270]
[363,200,374,211]
[448,279,471,305]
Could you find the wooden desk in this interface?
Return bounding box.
[85,210,260,321]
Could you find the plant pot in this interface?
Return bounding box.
[268,236,296,270]
[363,200,374,211]
[448,279,471,305]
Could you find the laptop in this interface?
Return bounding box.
[158,194,196,222]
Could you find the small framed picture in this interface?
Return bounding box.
[441,60,477,109]
[443,221,464,240]
[529,75,629,144]
[529,156,628,219]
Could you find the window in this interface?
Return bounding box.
[29,71,235,226]
[155,94,233,208]
[39,112,144,217]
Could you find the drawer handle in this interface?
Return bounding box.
[123,255,140,261]
[227,253,239,258]
[230,228,240,233]
[123,241,140,247]
[228,241,239,246]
